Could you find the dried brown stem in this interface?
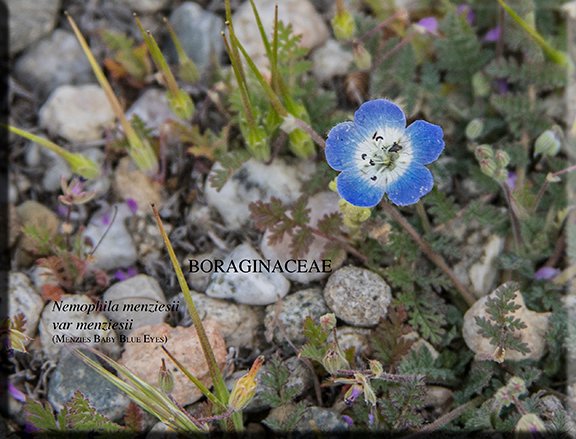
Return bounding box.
[380,202,476,307]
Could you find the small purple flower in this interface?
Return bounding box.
[344,384,363,406]
[9,383,26,402]
[483,26,501,42]
[126,198,139,215]
[114,266,138,282]
[325,99,445,207]
[506,171,517,190]
[368,411,375,426]
[496,79,509,95]
[101,211,111,226]
[416,17,438,35]
[341,415,354,427]
[534,266,559,280]
[457,4,475,24]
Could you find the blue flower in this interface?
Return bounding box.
[325,99,445,207]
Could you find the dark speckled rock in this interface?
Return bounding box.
[323,266,392,327]
[47,349,130,421]
[264,288,329,351]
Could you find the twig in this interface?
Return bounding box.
[401,396,484,438]
[500,182,524,250]
[292,117,326,149]
[380,202,476,307]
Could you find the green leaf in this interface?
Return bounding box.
[25,400,60,431]
[64,391,124,432]
[397,290,447,345]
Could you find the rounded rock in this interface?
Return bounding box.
[83,203,138,271]
[39,84,115,143]
[47,349,130,421]
[178,293,264,349]
[233,0,329,69]
[165,2,223,70]
[39,294,120,359]
[264,288,329,348]
[9,272,44,339]
[323,266,392,327]
[14,30,93,99]
[8,0,60,55]
[119,320,226,406]
[102,275,170,336]
[206,243,291,305]
[205,158,312,230]
[462,284,550,361]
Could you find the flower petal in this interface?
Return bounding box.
[336,170,386,208]
[354,99,406,138]
[405,120,444,165]
[325,121,364,171]
[386,164,434,206]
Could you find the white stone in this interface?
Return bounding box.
[206,243,290,305]
[232,0,330,69]
[205,158,313,230]
[102,275,169,335]
[14,30,93,98]
[468,235,505,297]
[39,294,119,359]
[463,285,550,361]
[112,0,172,13]
[8,0,60,55]
[179,293,263,349]
[312,39,353,82]
[125,88,182,136]
[260,191,346,283]
[83,203,138,270]
[39,84,115,143]
[324,266,392,327]
[9,272,44,339]
[264,288,328,348]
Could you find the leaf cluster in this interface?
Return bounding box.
[299,316,331,364]
[259,356,303,408]
[25,391,124,433]
[474,283,531,356]
[250,196,344,259]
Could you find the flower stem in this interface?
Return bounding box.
[402,396,484,437]
[151,204,243,432]
[500,182,524,250]
[380,202,476,307]
[415,201,432,235]
[532,163,576,213]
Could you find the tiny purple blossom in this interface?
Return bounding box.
[114,267,138,282]
[416,17,438,35]
[101,211,111,226]
[9,383,26,402]
[506,171,517,190]
[496,79,509,94]
[484,26,501,42]
[126,198,138,215]
[341,415,354,427]
[457,4,475,24]
[325,99,445,207]
[534,266,559,280]
[344,384,363,405]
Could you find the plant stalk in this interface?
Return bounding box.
[380,202,476,307]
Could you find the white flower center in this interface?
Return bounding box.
[354,127,414,187]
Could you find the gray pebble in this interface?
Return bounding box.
[323,266,392,327]
[47,349,130,421]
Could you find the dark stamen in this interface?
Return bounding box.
[369,159,375,166]
[361,153,367,160]
[389,142,403,153]
[371,176,377,181]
